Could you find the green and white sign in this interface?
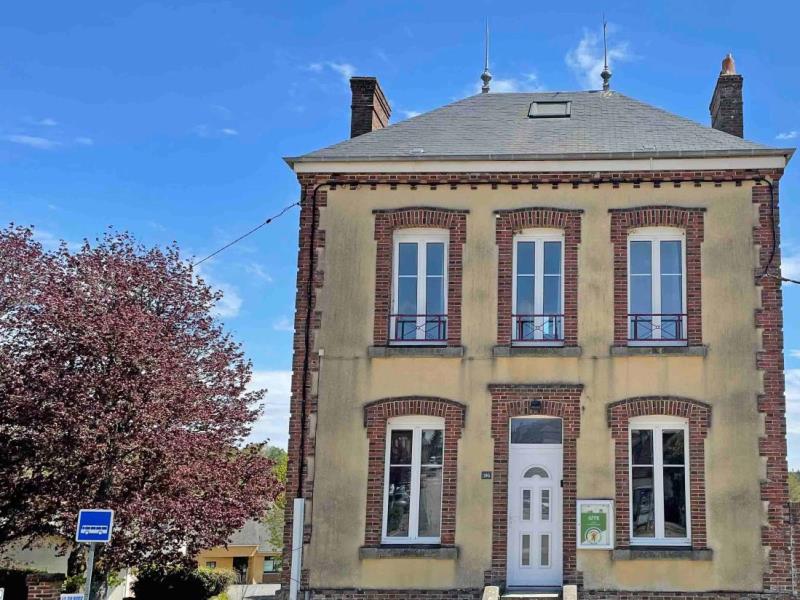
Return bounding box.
[577,499,613,549]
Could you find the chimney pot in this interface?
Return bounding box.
[709,54,743,137]
[349,76,391,138]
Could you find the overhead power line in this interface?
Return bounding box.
[192,201,300,267]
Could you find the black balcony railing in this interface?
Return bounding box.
[512,314,564,343]
[628,313,687,342]
[389,313,447,343]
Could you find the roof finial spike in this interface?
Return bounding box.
[601,14,612,91]
[481,19,492,94]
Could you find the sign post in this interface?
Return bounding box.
[75,509,114,600]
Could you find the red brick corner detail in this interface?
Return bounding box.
[609,206,705,346]
[373,207,468,347]
[362,396,466,546]
[753,177,792,592]
[607,396,711,550]
[495,208,583,346]
[488,384,583,586]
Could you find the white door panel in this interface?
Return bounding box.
[507,443,563,587]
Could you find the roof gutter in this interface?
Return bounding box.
[284,147,794,169]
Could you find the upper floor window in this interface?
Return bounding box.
[630,416,690,546]
[383,415,444,544]
[512,230,564,345]
[391,230,447,344]
[628,228,686,346]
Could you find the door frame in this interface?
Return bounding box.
[488,384,582,589]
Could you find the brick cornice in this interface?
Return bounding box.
[362,396,466,546]
[608,396,711,551]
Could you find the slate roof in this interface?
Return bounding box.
[286,91,792,165]
[227,519,279,554]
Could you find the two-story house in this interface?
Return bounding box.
[279,56,795,599]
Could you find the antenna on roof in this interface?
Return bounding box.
[481,19,492,94]
[601,15,612,91]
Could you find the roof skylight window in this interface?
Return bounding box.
[528,101,571,118]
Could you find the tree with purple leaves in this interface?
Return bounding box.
[0,225,281,598]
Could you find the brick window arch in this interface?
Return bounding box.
[607,396,711,549]
[362,396,466,546]
[495,208,583,347]
[609,206,705,346]
[373,208,468,347]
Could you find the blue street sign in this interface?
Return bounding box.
[61,595,84,600]
[75,509,114,543]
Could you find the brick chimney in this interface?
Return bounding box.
[709,53,743,137]
[349,76,391,138]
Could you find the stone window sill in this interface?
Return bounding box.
[368,345,464,358]
[612,547,712,561]
[493,345,581,357]
[359,545,459,559]
[610,345,708,357]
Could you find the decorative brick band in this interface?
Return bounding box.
[607,396,711,550]
[580,592,793,600]
[495,208,583,346]
[488,383,583,586]
[752,178,792,592]
[373,207,468,346]
[309,589,482,599]
[609,206,705,347]
[362,396,466,546]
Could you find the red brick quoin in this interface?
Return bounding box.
[362,396,466,546]
[373,207,468,347]
[607,396,711,549]
[488,384,582,587]
[609,206,705,346]
[495,208,583,346]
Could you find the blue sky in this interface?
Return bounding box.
[3,0,800,463]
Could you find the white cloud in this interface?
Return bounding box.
[400,110,422,119]
[74,137,94,146]
[2,134,61,150]
[306,61,358,84]
[272,316,294,332]
[790,350,800,359]
[220,128,238,136]
[31,228,81,252]
[566,25,632,90]
[193,125,240,139]
[246,369,292,447]
[36,117,58,127]
[777,131,798,140]
[245,262,273,283]
[782,248,800,281]
[195,265,243,318]
[471,72,546,95]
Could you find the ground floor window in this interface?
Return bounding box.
[263,557,279,573]
[383,415,444,543]
[630,416,690,545]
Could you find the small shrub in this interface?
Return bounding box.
[133,565,232,600]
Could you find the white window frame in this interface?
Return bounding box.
[382,415,445,544]
[391,229,449,345]
[511,229,565,346]
[628,416,691,546]
[627,227,687,346]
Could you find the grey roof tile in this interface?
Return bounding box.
[287,91,791,164]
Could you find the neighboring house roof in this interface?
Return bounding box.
[286,91,792,165]
[227,519,279,554]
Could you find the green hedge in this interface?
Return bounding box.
[132,565,232,600]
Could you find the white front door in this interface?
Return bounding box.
[507,418,563,588]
